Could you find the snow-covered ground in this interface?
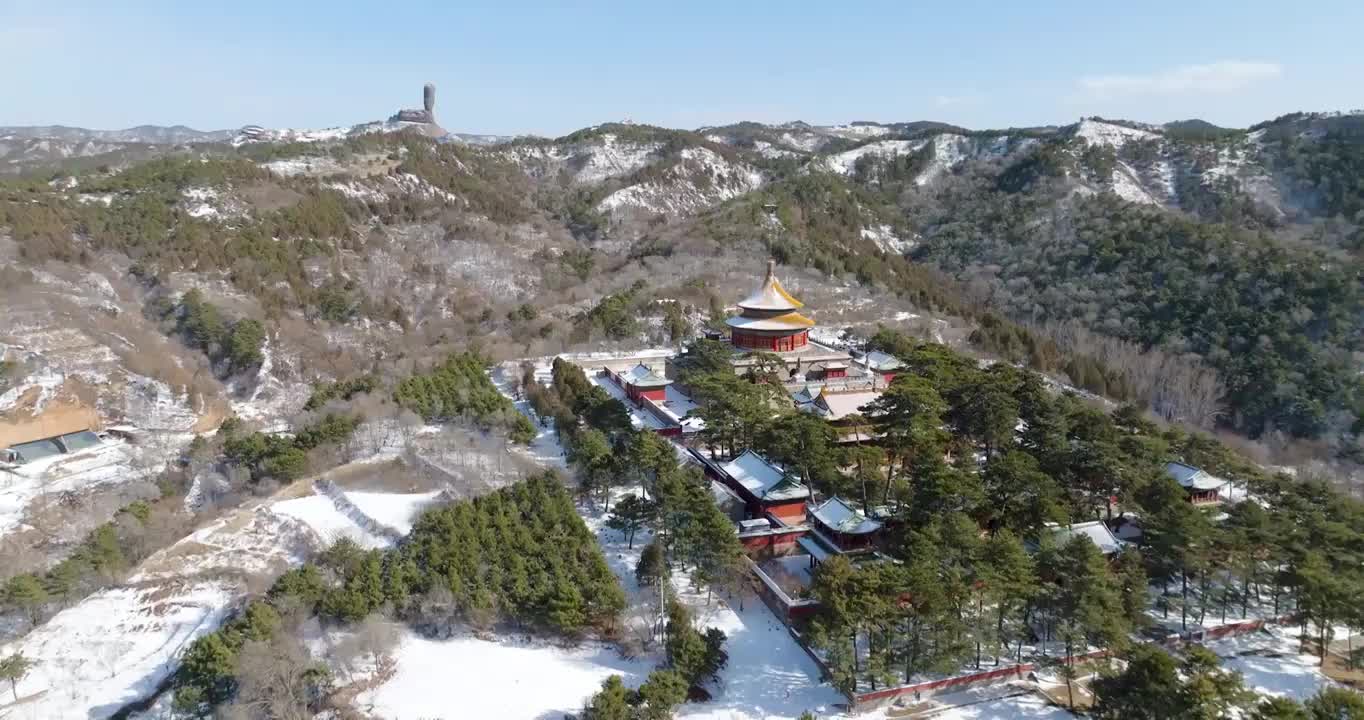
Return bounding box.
[0,438,142,535]
[343,490,442,535]
[1109,161,1161,205]
[232,125,352,147]
[0,471,443,719]
[591,490,854,719]
[263,156,346,177]
[0,583,236,719]
[1073,119,1160,149]
[505,133,661,184]
[821,123,894,140]
[596,147,764,217]
[0,500,310,719]
[820,139,924,175]
[490,362,570,470]
[354,477,855,720]
[272,494,394,550]
[1208,625,1341,702]
[923,688,1075,720]
[860,223,913,254]
[356,633,651,719]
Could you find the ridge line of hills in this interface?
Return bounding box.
[2,105,1361,473]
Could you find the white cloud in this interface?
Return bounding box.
[1078,61,1283,98]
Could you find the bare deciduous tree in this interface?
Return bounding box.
[228,635,329,720]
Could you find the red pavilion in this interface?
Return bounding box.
[726,261,816,352]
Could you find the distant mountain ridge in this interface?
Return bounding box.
[0,124,237,144]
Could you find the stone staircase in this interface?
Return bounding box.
[313,478,403,545]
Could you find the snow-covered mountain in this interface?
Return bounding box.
[502,130,665,183]
[595,146,764,218]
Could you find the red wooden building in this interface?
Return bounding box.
[726,261,816,352]
[617,363,671,403]
[710,449,811,525]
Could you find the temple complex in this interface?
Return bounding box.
[719,262,886,394]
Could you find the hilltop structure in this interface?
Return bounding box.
[391,82,439,125]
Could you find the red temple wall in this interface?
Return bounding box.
[768,501,807,525]
[630,386,666,402]
[731,329,809,352]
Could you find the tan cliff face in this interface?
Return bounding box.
[0,380,102,448]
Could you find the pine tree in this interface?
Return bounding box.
[1114,548,1150,631]
[570,427,615,506]
[863,375,947,505]
[1054,536,1129,704]
[982,450,1066,536]
[664,600,713,688]
[0,653,33,702]
[176,632,239,709]
[1140,475,1212,630]
[43,558,84,607]
[634,669,688,720]
[983,530,1038,665]
[953,369,1019,460]
[1250,696,1310,720]
[636,540,667,588]
[1180,644,1253,718]
[1092,644,1189,720]
[581,675,632,720]
[1295,551,1341,663]
[607,493,658,549]
[3,573,48,626]
[1304,687,1364,719]
[547,576,587,634]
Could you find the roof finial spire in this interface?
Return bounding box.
[766,258,776,281]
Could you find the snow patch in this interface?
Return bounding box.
[263,156,345,177]
[820,123,893,140]
[1109,160,1161,205]
[357,633,651,720]
[861,224,914,254]
[505,133,661,184]
[0,583,236,720]
[272,494,393,550]
[819,139,925,175]
[343,490,443,535]
[1074,118,1160,149]
[0,439,144,536]
[596,146,763,217]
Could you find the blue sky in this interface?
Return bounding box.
[2,0,1360,135]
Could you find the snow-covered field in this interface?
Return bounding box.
[505,133,661,184]
[0,438,142,535]
[0,583,236,719]
[0,501,311,719]
[345,490,442,535]
[272,494,393,550]
[0,471,444,719]
[354,471,855,720]
[1209,625,1341,702]
[356,633,651,719]
[924,689,1075,720]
